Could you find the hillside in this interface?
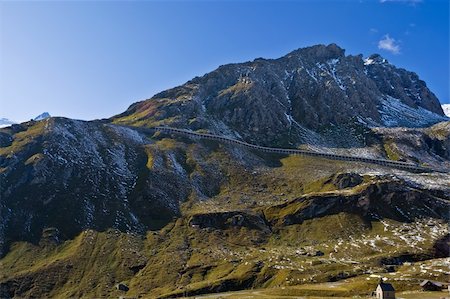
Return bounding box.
[0,44,449,298]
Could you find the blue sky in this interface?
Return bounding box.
[0,0,448,122]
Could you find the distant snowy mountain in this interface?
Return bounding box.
[0,113,51,127]
[442,104,450,117]
[0,118,17,128]
[34,112,51,121]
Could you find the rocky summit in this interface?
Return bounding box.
[114,43,446,147]
[0,44,449,298]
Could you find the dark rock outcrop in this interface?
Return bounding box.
[330,173,363,189]
[189,211,270,232]
[264,181,450,227]
[116,283,129,292]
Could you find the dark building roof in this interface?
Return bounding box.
[420,280,443,287]
[378,282,395,291]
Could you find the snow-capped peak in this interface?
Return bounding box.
[34,112,51,121]
[442,104,450,117]
[364,54,388,66]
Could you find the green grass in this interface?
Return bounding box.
[1,213,446,298]
[218,81,253,98]
[383,142,400,161]
[0,121,46,156]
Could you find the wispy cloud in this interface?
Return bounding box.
[378,35,401,54]
[380,0,422,5]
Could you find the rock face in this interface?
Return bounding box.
[264,180,450,227]
[330,173,363,190]
[114,44,447,146]
[189,211,270,232]
[0,118,193,255]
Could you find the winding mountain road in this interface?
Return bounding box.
[137,126,445,173]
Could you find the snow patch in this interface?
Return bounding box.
[442,104,450,117]
[364,58,374,65]
[378,95,449,127]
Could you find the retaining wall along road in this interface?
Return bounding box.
[131,126,445,173]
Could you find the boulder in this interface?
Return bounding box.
[331,173,363,189]
[116,283,129,292]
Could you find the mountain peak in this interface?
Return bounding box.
[364,54,388,65]
[34,112,51,121]
[287,43,346,61]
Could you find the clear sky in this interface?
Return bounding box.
[0,0,448,122]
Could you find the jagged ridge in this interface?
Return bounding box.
[113,43,447,147]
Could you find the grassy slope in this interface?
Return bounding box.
[0,128,448,298]
[1,212,447,298]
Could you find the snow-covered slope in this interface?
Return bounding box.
[379,96,449,127]
[442,104,450,117]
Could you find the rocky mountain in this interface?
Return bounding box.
[113,44,447,147]
[33,112,51,121]
[0,44,449,298]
